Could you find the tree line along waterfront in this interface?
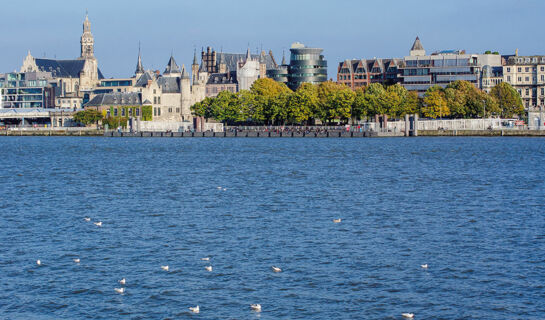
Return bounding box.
[73,78,525,127]
[190,78,525,126]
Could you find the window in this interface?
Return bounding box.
[542,75,544,81]
[541,66,545,72]
[525,77,529,82]
[541,88,544,96]
[136,108,140,116]
[158,108,161,116]
[525,67,530,72]
[168,107,172,113]
[507,76,511,82]
[128,108,132,116]
[114,108,118,116]
[526,89,529,96]
[176,108,180,113]
[518,67,522,72]
[153,107,157,116]
[153,89,156,94]
[506,67,511,72]
[158,97,161,104]
[518,77,522,82]
[153,97,157,104]
[121,108,125,116]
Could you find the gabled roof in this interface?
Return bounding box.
[34,58,105,79]
[134,71,155,87]
[85,92,142,107]
[411,36,424,51]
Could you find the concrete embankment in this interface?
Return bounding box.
[105,130,545,137]
[2,129,104,136]
[418,130,545,137]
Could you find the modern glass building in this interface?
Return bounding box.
[287,42,327,90]
[0,72,56,108]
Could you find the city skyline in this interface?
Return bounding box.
[2,0,545,79]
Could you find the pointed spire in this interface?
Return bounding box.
[135,43,144,75]
[281,50,286,65]
[164,55,180,74]
[246,47,251,61]
[83,11,91,33]
[181,64,190,79]
[411,36,424,51]
[192,48,198,65]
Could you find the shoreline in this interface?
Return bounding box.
[2,129,545,137]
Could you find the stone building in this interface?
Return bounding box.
[503,54,545,109]
[194,46,278,96]
[20,14,104,107]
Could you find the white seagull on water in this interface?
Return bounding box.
[205,265,212,272]
[189,305,200,313]
[73,258,80,264]
[94,221,102,227]
[250,304,262,312]
[333,218,342,223]
[421,264,428,269]
[272,266,282,273]
[36,260,42,266]
[119,278,126,285]
[84,217,91,222]
[201,257,210,261]
[402,313,414,318]
[114,287,125,294]
[161,265,169,272]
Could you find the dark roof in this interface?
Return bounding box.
[217,52,277,71]
[411,37,424,51]
[206,71,237,85]
[85,92,142,107]
[35,58,105,79]
[134,72,154,87]
[164,56,180,74]
[157,76,180,93]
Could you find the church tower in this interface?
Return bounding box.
[80,13,95,59]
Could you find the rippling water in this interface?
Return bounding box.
[0,137,544,319]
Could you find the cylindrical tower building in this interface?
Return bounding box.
[287,42,327,90]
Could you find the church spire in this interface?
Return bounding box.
[135,43,144,75]
[192,48,198,66]
[80,12,94,59]
[246,47,251,61]
[281,50,286,65]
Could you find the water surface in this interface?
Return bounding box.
[0,137,544,319]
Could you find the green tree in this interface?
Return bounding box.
[365,83,388,116]
[352,87,368,121]
[288,83,317,124]
[315,81,355,124]
[422,86,450,119]
[489,82,524,117]
[73,109,103,128]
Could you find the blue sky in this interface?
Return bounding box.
[2,0,544,78]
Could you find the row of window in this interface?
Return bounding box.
[506,66,545,73]
[112,108,140,117]
[506,75,545,83]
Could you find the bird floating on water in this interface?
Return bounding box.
[36,260,42,266]
[84,217,91,222]
[217,186,222,189]
[73,258,80,264]
[94,221,102,227]
[250,304,262,312]
[189,305,200,313]
[205,265,212,272]
[119,278,126,285]
[114,287,125,294]
[402,313,414,318]
[272,266,282,273]
[161,265,169,271]
[223,188,227,191]
[201,257,210,261]
[333,218,342,223]
[421,264,428,269]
